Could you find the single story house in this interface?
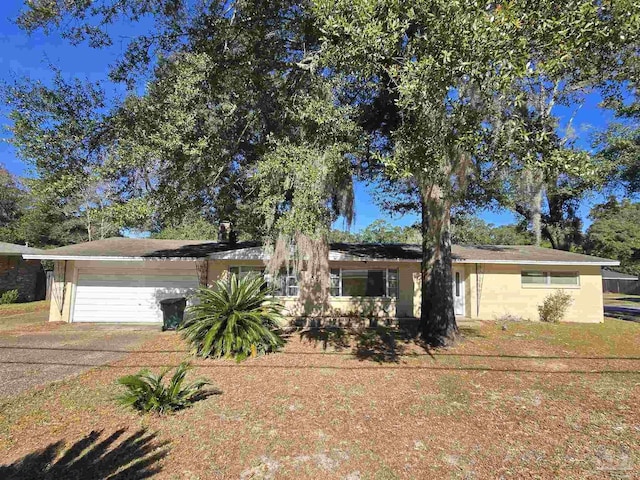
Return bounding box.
[23,237,619,324]
[601,268,640,295]
[0,242,47,302]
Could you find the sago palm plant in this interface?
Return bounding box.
[117,361,210,414]
[181,273,285,361]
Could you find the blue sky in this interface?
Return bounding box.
[0,2,615,233]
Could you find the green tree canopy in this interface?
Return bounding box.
[584,198,640,275]
[7,0,640,346]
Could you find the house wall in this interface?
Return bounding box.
[0,255,45,302]
[209,259,420,318]
[46,257,605,324]
[467,263,604,323]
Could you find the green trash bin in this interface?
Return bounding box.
[159,297,187,331]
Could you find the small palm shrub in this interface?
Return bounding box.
[117,361,210,414]
[0,289,19,305]
[181,273,285,361]
[538,290,573,323]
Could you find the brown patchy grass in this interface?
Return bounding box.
[0,319,638,479]
[0,301,49,332]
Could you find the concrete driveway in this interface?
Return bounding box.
[0,324,160,399]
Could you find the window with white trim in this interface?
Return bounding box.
[330,268,399,297]
[229,266,299,296]
[521,271,579,286]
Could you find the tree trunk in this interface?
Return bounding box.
[419,183,457,346]
[531,184,543,247]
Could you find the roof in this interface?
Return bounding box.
[601,268,637,280]
[0,242,45,256]
[22,237,620,266]
[22,238,259,260]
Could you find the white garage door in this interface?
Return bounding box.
[73,272,199,323]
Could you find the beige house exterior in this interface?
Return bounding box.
[24,238,618,325]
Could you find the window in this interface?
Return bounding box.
[229,266,264,278]
[521,271,579,286]
[330,268,399,297]
[549,272,579,285]
[229,266,299,296]
[521,271,548,285]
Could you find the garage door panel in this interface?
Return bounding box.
[73,286,195,298]
[73,271,199,323]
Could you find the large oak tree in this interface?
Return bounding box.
[7,0,639,345]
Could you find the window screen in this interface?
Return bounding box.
[522,271,579,286]
[331,269,397,297]
[549,272,579,285]
[330,268,341,296]
[521,271,547,285]
[387,269,399,298]
[341,270,369,296]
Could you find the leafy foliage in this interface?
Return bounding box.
[584,198,640,275]
[117,361,210,414]
[451,216,532,246]
[538,291,573,323]
[595,53,640,197]
[0,166,26,244]
[312,0,638,344]
[331,217,531,246]
[0,289,19,305]
[181,274,285,361]
[152,215,220,240]
[8,0,640,345]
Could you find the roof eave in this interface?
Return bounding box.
[22,254,202,261]
[23,253,620,267]
[455,259,620,266]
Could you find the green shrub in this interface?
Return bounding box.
[538,290,573,323]
[181,273,285,361]
[0,289,19,305]
[117,361,210,414]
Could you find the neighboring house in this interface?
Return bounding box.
[23,237,619,324]
[0,242,47,302]
[601,268,640,295]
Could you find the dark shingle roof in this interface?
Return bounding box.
[0,242,45,256]
[601,268,637,280]
[22,237,619,265]
[329,243,617,265]
[21,237,259,258]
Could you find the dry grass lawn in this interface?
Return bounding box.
[0,301,49,332]
[0,318,638,479]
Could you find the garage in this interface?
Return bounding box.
[21,238,249,324]
[72,271,199,323]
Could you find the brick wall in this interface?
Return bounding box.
[0,255,46,302]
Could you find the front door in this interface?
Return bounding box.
[452,269,465,316]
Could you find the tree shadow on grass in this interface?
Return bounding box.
[294,323,486,363]
[353,326,412,363]
[0,428,169,480]
[298,327,352,351]
[458,325,484,339]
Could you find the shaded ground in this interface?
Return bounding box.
[0,301,50,332]
[603,293,640,307]
[0,323,159,399]
[0,319,638,479]
[604,306,640,323]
